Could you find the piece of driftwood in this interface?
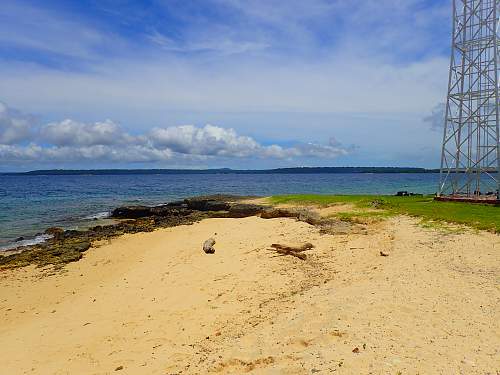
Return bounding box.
[268,242,314,260]
[203,238,216,254]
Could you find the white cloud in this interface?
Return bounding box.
[294,137,350,158]
[150,124,260,157]
[0,144,174,163]
[0,1,450,168]
[0,102,350,166]
[40,119,138,146]
[0,102,37,144]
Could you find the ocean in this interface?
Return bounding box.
[0,173,439,250]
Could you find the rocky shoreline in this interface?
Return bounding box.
[0,195,347,270]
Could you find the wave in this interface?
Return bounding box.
[83,211,111,220]
[0,234,53,252]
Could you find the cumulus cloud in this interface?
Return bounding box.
[40,119,137,147]
[0,102,350,166]
[150,125,261,157]
[0,144,174,163]
[0,102,37,144]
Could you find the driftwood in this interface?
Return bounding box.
[268,242,314,260]
[203,238,216,254]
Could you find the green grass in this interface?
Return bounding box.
[335,210,394,224]
[269,194,500,233]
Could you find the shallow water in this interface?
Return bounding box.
[0,173,439,249]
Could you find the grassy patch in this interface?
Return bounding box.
[418,219,467,234]
[269,195,500,233]
[335,211,394,224]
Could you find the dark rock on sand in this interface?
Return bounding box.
[74,241,91,253]
[227,204,266,218]
[184,197,231,212]
[261,208,298,219]
[261,207,321,225]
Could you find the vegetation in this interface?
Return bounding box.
[269,195,500,233]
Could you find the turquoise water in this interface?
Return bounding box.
[0,173,439,249]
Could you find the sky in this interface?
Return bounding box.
[0,0,451,171]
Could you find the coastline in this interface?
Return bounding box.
[0,195,262,269]
[0,199,498,374]
[0,173,441,248]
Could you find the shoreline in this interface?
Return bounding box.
[0,195,284,269]
[0,173,442,248]
[0,200,498,373]
[2,192,499,267]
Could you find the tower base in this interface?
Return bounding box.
[435,195,500,205]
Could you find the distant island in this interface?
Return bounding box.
[3,167,440,176]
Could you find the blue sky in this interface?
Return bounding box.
[0,0,451,171]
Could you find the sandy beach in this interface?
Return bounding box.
[0,203,499,374]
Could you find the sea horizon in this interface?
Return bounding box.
[1,166,441,175]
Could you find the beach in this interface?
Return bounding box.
[0,200,498,374]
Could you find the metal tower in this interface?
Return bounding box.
[438,0,500,201]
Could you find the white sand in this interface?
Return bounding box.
[0,214,498,374]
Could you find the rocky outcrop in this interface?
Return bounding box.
[0,196,258,270]
[227,204,266,218]
[261,208,298,219]
[260,207,321,225]
[111,197,263,220]
[111,205,193,219]
[0,194,354,271]
[111,206,155,219]
[45,227,65,239]
[184,197,231,212]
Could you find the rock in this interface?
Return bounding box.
[261,208,297,219]
[227,204,265,218]
[111,206,152,219]
[184,198,231,211]
[166,200,186,207]
[74,241,91,253]
[111,205,192,219]
[15,236,25,242]
[296,210,321,225]
[63,230,81,239]
[45,227,65,239]
[352,347,360,353]
[59,250,83,264]
[380,251,389,257]
[115,365,123,371]
[205,200,231,211]
[203,238,216,254]
[261,207,321,225]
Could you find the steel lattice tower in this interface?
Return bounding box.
[438,0,500,201]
